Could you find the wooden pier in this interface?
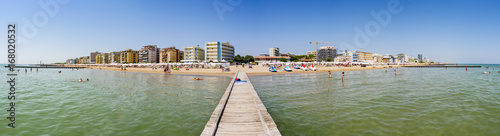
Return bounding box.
[201,71,281,136]
[403,65,482,68]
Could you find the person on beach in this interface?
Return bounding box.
[341,72,345,86]
[466,67,468,71]
[342,72,345,81]
[328,71,331,78]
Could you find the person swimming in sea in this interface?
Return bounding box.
[328,71,331,78]
[79,78,83,82]
[342,72,345,81]
[87,78,89,81]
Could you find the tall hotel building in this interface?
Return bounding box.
[318,46,337,61]
[109,52,121,63]
[183,45,205,63]
[90,51,101,64]
[139,45,159,63]
[121,49,139,63]
[159,47,182,63]
[269,47,279,57]
[205,42,234,62]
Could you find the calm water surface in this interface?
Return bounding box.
[251,64,500,135]
[0,67,231,135]
[1,65,499,135]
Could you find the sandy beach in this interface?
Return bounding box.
[85,64,410,77]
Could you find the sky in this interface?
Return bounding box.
[1,0,499,64]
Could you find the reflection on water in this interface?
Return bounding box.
[0,68,231,136]
[251,65,500,135]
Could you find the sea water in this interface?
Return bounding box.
[250,64,500,135]
[1,64,499,135]
[0,67,231,135]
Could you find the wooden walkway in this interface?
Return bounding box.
[201,71,281,136]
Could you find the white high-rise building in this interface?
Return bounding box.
[182,45,205,63]
[269,47,279,57]
[205,42,234,62]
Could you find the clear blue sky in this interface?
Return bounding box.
[1,0,499,64]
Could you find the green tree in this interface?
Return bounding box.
[244,55,254,63]
[280,58,287,62]
[308,54,315,59]
[326,58,332,62]
[233,55,242,63]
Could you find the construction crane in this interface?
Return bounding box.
[309,40,341,61]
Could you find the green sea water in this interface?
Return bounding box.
[250,64,500,135]
[1,64,499,135]
[0,67,231,135]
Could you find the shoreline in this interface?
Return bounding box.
[81,64,413,77]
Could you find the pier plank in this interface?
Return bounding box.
[201,71,281,136]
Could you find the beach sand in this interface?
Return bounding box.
[86,65,407,77]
